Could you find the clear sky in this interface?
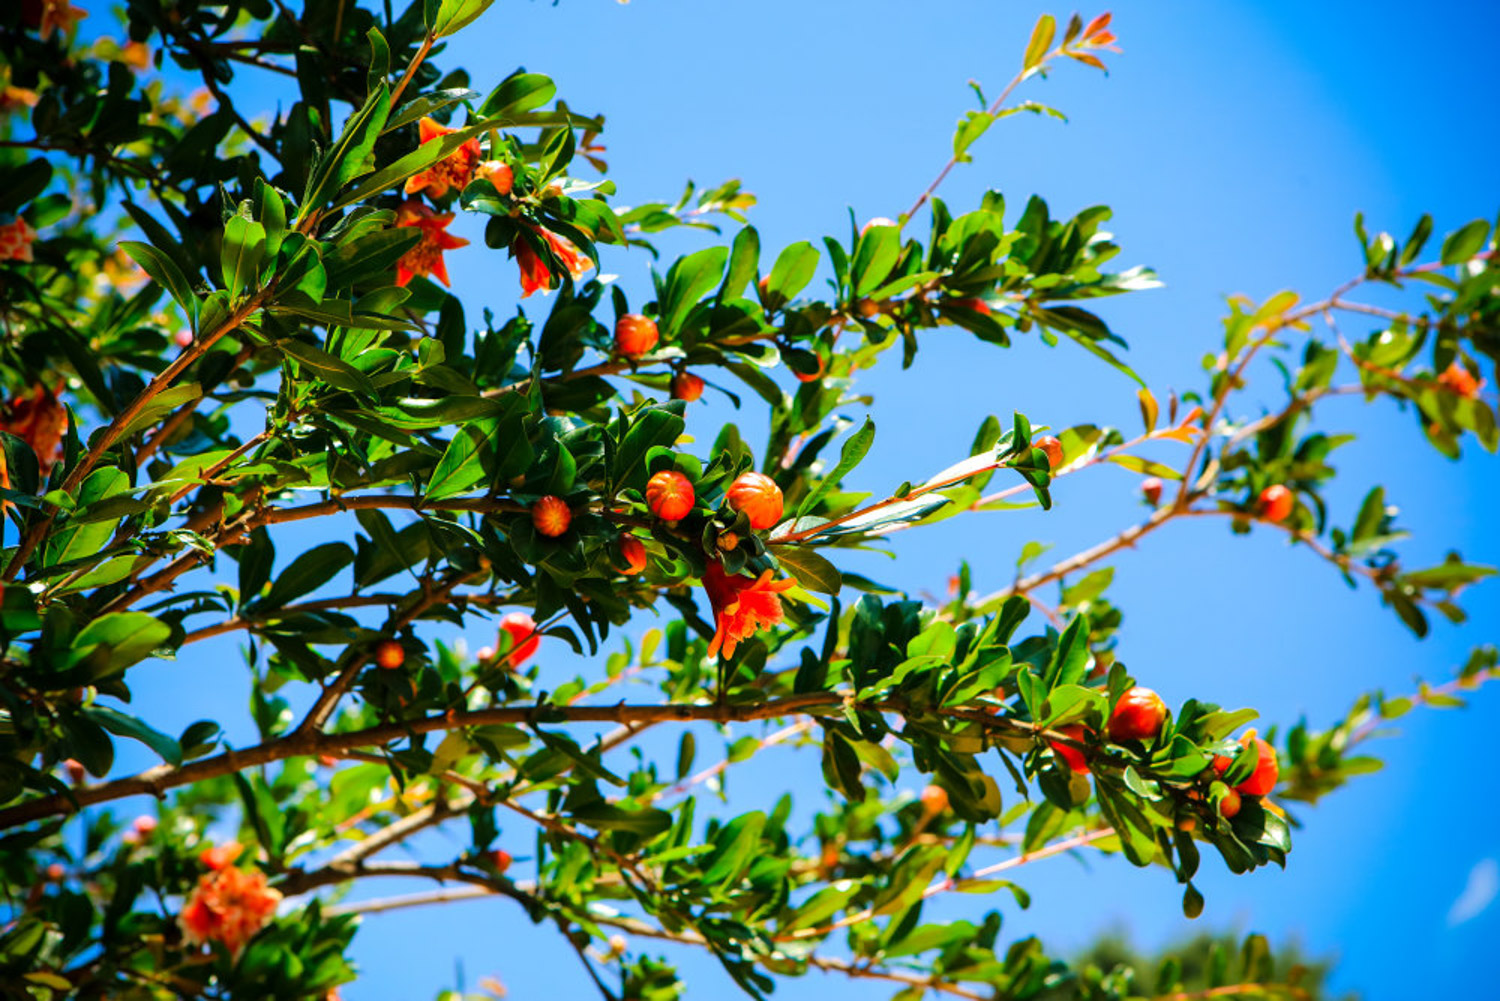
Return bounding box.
[74,0,1498,997]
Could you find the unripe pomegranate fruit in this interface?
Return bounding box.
[1219,787,1243,819]
[318,754,338,767]
[619,534,647,575]
[374,640,405,670]
[133,815,158,836]
[489,848,512,874]
[645,470,695,522]
[45,863,65,881]
[1141,477,1163,506]
[1212,733,1279,797]
[476,646,495,662]
[499,612,541,666]
[1437,360,1482,398]
[174,329,194,348]
[1049,724,1090,775]
[614,313,659,358]
[1107,687,1167,743]
[1035,436,1064,469]
[671,371,704,401]
[950,297,991,315]
[1256,484,1294,523]
[63,759,85,783]
[608,934,628,957]
[725,471,784,531]
[919,784,949,816]
[854,298,880,318]
[531,495,572,537]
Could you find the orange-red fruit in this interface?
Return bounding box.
[645,470,695,522]
[1257,484,1294,523]
[1141,477,1163,506]
[1218,787,1243,819]
[374,640,405,670]
[174,329,194,348]
[614,313,659,358]
[619,534,648,575]
[1049,724,1091,775]
[1035,436,1064,469]
[499,612,541,667]
[63,758,85,783]
[490,848,512,874]
[1437,360,1482,398]
[531,495,572,537]
[45,863,65,881]
[133,815,158,836]
[671,371,705,402]
[318,754,338,767]
[725,471,784,531]
[1213,734,1279,797]
[920,784,949,816]
[1107,686,1167,743]
[951,297,991,315]
[794,355,827,383]
[854,298,880,318]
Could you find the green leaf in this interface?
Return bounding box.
[701,811,765,888]
[278,338,378,396]
[73,613,171,678]
[720,225,760,301]
[660,246,728,338]
[569,803,672,837]
[428,0,495,37]
[1043,614,1091,689]
[303,84,392,213]
[1440,219,1489,265]
[852,224,901,296]
[765,242,819,302]
[797,417,874,517]
[615,406,687,493]
[120,240,199,326]
[258,542,355,610]
[479,71,557,120]
[220,215,267,300]
[1023,14,1056,71]
[775,546,842,594]
[952,110,995,164]
[426,418,498,501]
[81,707,181,766]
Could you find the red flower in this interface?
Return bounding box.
[511,224,594,298]
[0,382,66,475]
[394,201,468,288]
[0,217,38,263]
[179,853,282,958]
[702,562,796,660]
[403,117,482,200]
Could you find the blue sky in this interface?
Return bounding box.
[70,0,1499,997]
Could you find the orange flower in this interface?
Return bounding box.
[394,200,468,288]
[702,562,796,660]
[1437,360,1484,398]
[475,160,514,195]
[22,0,88,40]
[119,41,152,70]
[179,849,282,958]
[0,217,38,263]
[511,224,593,298]
[403,117,482,200]
[199,841,243,871]
[0,382,66,475]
